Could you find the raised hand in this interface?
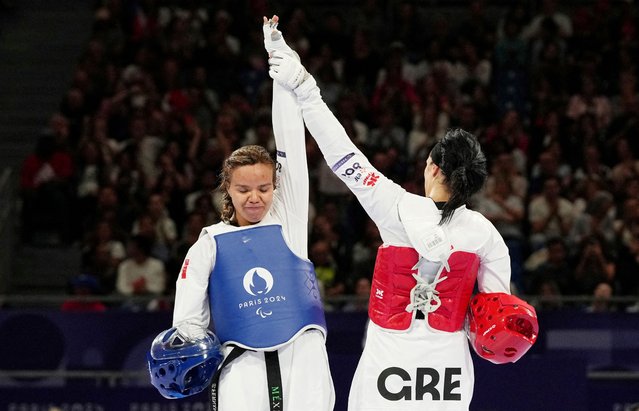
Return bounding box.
[262,15,299,60]
[268,50,309,90]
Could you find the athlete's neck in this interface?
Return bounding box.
[427,185,450,203]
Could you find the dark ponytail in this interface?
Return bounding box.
[431,128,487,224]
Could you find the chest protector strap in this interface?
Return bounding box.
[208,225,326,350]
[369,245,479,332]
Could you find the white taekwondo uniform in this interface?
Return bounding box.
[172,80,335,411]
[293,76,511,411]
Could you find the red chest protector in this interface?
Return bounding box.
[368,245,479,332]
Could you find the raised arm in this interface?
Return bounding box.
[263,17,310,258]
[270,51,455,263]
[269,50,406,234]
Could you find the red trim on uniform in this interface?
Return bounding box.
[181,259,190,279]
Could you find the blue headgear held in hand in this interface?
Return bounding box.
[147,327,223,399]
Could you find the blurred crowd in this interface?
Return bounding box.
[17,0,639,312]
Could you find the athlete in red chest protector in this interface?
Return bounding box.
[267,19,538,411]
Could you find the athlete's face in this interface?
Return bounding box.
[228,163,274,226]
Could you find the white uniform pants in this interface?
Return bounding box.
[349,320,474,411]
[218,330,335,411]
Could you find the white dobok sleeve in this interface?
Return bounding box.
[269,80,310,258]
[172,233,215,340]
[293,77,409,243]
[476,221,512,294]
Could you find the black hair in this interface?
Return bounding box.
[130,234,153,257]
[430,128,487,224]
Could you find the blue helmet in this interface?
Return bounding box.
[146,328,223,399]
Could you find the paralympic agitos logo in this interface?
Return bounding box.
[239,267,287,318]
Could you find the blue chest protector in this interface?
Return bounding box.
[208,225,326,350]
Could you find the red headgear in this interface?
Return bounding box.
[467,292,539,364]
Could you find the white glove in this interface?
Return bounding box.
[268,50,308,90]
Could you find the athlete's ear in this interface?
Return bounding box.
[426,161,440,179]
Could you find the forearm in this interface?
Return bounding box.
[294,76,404,224]
[271,80,310,257]
[294,77,362,166]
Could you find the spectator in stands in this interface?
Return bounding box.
[108,147,147,208]
[610,138,639,194]
[16,1,639,315]
[615,201,639,303]
[566,74,612,131]
[484,151,528,200]
[570,190,617,249]
[74,139,109,239]
[573,235,615,296]
[85,184,132,238]
[241,108,275,151]
[81,219,126,294]
[529,18,568,96]
[19,133,74,245]
[116,235,166,297]
[132,193,177,253]
[342,27,382,98]
[184,168,218,214]
[121,116,165,189]
[370,45,421,129]
[454,38,492,89]
[493,11,528,117]
[573,143,611,185]
[315,155,352,205]
[522,0,572,42]
[528,176,575,250]
[529,149,571,195]
[388,1,425,57]
[407,103,447,161]
[131,212,170,264]
[532,278,563,311]
[368,107,407,156]
[342,277,372,313]
[310,238,344,305]
[153,167,186,234]
[59,87,89,144]
[477,176,526,292]
[334,91,370,148]
[351,219,382,282]
[61,274,106,312]
[530,109,563,166]
[314,10,349,60]
[585,282,616,313]
[483,109,529,173]
[611,69,639,118]
[188,65,220,135]
[308,44,343,109]
[525,237,573,296]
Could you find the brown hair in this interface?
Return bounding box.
[218,145,276,224]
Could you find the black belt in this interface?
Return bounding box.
[265,350,284,411]
[209,347,284,411]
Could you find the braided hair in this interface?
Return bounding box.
[429,128,487,224]
[218,145,276,224]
